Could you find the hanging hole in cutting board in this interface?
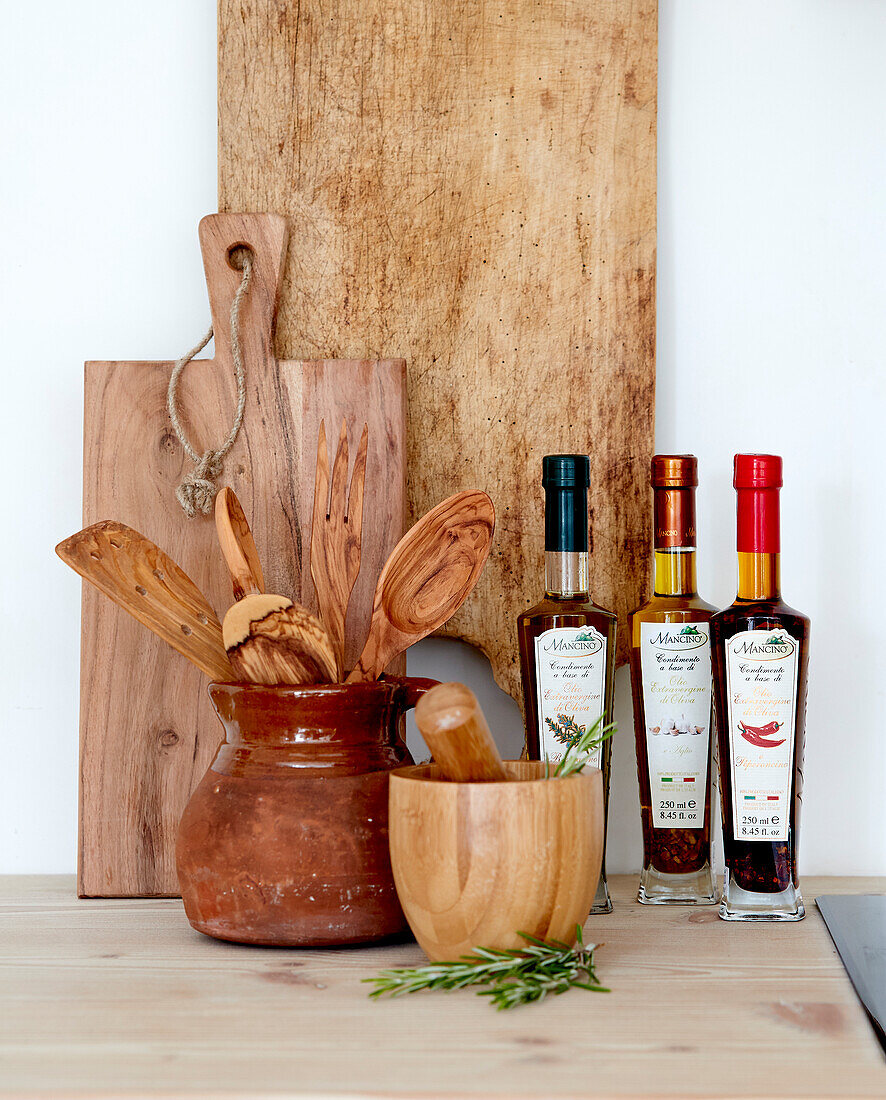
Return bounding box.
[226,243,254,272]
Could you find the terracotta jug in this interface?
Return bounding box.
[176,677,435,946]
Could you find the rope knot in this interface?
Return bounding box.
[175,451,224,518]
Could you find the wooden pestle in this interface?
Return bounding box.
[414,682,509,782]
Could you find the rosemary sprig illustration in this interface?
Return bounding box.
[545,712,584,747]
[365,925,608,1010]
[548,715,616,778]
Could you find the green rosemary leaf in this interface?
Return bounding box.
[365,926,608,1010]
[553,716,617,778]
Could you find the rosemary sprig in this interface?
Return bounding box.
[365,925,608,1010]
[548,715,616,778]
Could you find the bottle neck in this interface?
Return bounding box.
[652,484,698,596]
[735,485,781,600]
[545,551,589,597]
[544,483,589,597]
[653,549,698,596]
[737,552,781,600]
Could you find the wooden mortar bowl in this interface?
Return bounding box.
[388,760,603,961]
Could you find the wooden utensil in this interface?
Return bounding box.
[223,594,338,685]
[219,2,657,701]
[311,419,369,676]
[214,487,265,600]
[216,489,334,687]
[414,682,508,782]
[79,211,406,896]
[389,760,603,961]
[56,521,235,682]
[347,491,495,683]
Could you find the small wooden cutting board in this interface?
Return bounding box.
[79,213,406,897]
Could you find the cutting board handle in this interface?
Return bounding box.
[198,213,289,374]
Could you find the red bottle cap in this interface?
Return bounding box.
[734,454,782,552]
[734,454,782,490]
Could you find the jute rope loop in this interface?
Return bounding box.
[167,253,253,517]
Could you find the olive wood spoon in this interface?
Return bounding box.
[214,487,265,600]
[346,490,495,682]
[222,594,338,685]
[415,681,509,782]
[56,520,235,681]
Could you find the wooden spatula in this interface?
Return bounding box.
[222,594,338,685]
[310,419,368,677]
[214,487,265,600]
[56,521,235,681]
[415,682,509,782]
[347,490,495,682]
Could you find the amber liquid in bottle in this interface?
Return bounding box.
[629,456,716,904]
[518,455,617,914]
[711,455,809,921]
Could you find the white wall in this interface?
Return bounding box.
[3,1,884,875]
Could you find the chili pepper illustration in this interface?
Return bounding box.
[739,722,786,749]
[740,720,782,736]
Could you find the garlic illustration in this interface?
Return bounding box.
[654,714,703,737]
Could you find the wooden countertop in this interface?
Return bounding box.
[2,875,884,1098]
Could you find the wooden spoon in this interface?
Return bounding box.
[56,521,235,681]
[214,487,265,600]
[222,594,338,685]
[415,682,509,781]
[346,490,495,683]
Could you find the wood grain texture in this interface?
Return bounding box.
[214,487,265,600]
[310,420,369,675]
[218,0,657,701]
[347,490,495,682]
[56,521,234,681]
[223,594,338,685]
[390,761,603,959]
[2,875,884,1098]
[79,213,406,896]
[414,681,509,782]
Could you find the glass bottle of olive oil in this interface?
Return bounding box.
[629,455,717,906]
[517,455,617,913]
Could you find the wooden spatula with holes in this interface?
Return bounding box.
[56,521,235,681]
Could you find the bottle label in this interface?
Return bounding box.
[725,628,799,842]
[639,622,712,829]
[534,626,608,767]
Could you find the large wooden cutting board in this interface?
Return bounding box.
[79,213,406,896]
[219,1,657,701]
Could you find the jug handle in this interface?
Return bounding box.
[389,676,439,712]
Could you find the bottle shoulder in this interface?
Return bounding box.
[711,597,810,636]
[519,594,616,622]
[629,594,717,622]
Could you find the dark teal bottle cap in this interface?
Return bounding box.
[543,454,590,488]
[542,455,589,551]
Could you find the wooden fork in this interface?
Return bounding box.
[310,419,369,677]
